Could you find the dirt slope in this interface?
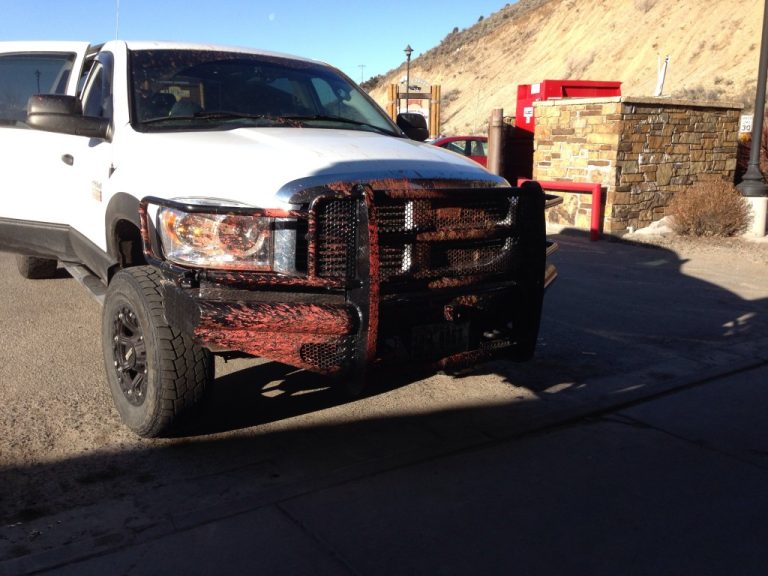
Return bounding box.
[371,0,763,135]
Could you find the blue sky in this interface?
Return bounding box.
[0,0,511,82]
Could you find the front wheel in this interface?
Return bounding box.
[102,266,212,437]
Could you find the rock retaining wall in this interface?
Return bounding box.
[532,96,741,233]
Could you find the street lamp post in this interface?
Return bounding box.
[404,44,413,113]
[739,0,768,198]
[738,0,768,236]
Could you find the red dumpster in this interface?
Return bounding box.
[515,80,622,137]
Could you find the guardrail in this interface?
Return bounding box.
[518,179,603,241]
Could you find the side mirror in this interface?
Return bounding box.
[27,94,111,140]
[396,112,429,142]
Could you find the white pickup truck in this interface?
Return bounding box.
[0,40,557,437]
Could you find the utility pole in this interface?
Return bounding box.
[358,64,365,84]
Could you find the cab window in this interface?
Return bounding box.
[82,62,112,120]
[0,52,76,126]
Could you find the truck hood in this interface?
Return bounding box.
[114,127,503,207]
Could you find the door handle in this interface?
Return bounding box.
[62,154,74,166]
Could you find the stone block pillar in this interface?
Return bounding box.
[533,97,742,234]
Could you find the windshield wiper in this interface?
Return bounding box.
[139,112,394,134]
[140,111,274,126]
[279,114,393,134]
[192,111,269,121]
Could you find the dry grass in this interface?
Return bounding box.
[669,181,752,237]
[370,0,764,135]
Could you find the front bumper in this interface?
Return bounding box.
[141,180,558,376]
[161,278,543,376]
[162,287,359,374]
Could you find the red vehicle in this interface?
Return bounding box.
[430,135,488,167]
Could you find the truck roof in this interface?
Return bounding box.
[0,40,91,53]
[0,40,327,69]
[117,40,318,64]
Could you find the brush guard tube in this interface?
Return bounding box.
[139,181,558,376]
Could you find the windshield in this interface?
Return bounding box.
[129,49,399,135]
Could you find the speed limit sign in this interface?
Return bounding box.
[740,114,754,133]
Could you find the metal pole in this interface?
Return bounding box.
[488,108,504,177]
[405,61,410,112]
[738,0,768,198]
[404,45,413,113]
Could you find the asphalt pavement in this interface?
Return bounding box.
[2,231,767,576]
[37,364,768,576]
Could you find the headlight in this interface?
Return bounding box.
[157,207,283,271]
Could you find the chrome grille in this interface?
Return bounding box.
[313,190,520,287]
[375,193,519,286]
[376,197,513,232]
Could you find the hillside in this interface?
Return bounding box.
[370,0,763,135]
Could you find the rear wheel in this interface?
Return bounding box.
[16,255,57,279]
[102,266,212,437]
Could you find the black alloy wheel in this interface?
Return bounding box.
[110,304,148,406]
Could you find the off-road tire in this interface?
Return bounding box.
[16,255,57,279]
[102,266,212,437]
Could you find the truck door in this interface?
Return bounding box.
[57,52,115,252]
[0,46,87,224]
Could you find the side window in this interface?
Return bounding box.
[0,52,76,126]
[470,140,488,156]
[77,58,97,97]
[82,62,112,119]
[444,140,467,155]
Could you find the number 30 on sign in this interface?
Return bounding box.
[740,114,754,134]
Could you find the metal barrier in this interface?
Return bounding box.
[518,179,603,241]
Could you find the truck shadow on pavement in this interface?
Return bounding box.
[2,230,767,568]
[197,360,433,436]
[194,228,768,435]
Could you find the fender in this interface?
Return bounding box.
[104,192,143,271]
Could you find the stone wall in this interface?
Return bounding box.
[532,96,741,233]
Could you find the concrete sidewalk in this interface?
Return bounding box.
[2,232,767,575]
[27,363,768,576]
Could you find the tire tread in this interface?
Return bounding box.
[104,266,211,437]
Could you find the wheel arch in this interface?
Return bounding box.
[105,192,147,279]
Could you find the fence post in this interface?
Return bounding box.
[430,85,441,138]
[387,84,398,122]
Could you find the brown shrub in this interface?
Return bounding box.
[669,180,752,237]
